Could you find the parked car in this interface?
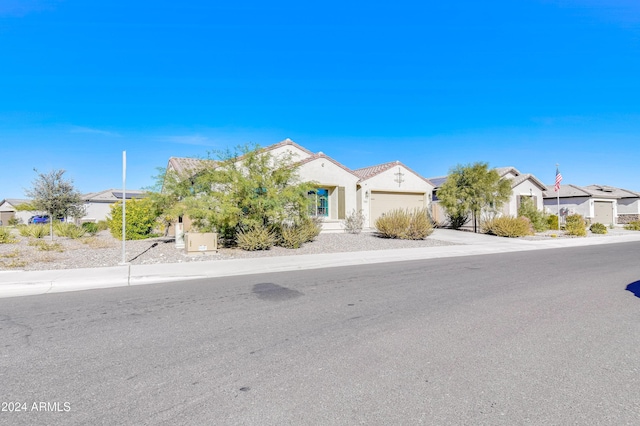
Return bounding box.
[29,215,49,224]
[28,215,64,224]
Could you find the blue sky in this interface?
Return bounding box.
[1,0,639,199]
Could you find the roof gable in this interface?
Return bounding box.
[354,161,434,186]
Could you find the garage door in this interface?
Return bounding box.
[370,191,425,225]
[593,201,613,225]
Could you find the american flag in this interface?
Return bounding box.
[554,167,563,192]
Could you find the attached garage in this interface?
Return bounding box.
[593,201,614,225]
[370,191,426,225]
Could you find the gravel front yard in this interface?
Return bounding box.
[0,229,458,271]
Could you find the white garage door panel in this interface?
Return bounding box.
[593,201,613,225]
[370,191,425,225]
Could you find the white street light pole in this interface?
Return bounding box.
[121,151,127,265]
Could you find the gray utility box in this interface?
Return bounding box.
[185,232,218,253]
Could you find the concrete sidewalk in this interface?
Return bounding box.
[2,228,640,299]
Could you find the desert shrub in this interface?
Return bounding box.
[81,222,99,235]
[274,216,322,249]
[343,209,365,234]
[7,217,22,226]
[565,214,587,237]
[301,216,322,242]
[375,208,433,240]
[29,240,64,252]
[107,198,160,240]
[54,222,86,239]
[0,227,17,244]
[589,223,607,234]
[483,216,533,237]
[0,250,27,269]
[277,224,306,249]
[547,214,559,231]
[518,197,548,232]
[446,211,469,230]
[624,220,640,231]
[96,220,109,231]
[236,225,277,251]
[19,224,49,238]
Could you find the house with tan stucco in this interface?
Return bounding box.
[165,138,435,232]
[429,166,547,226]
[542,184,640,225]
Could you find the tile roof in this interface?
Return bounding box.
[352,161,401,180]
[354,161,434,185]
[260,138,315,157]
[167,157,216,177]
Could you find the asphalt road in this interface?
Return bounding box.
[1,243,640,425]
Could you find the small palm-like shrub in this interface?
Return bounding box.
[375,208,433,240]
[0,227,17,244]
[589,223,607,234]
[343,209,365,234]
[277,224,306,249]
[236,226,277,251]
[624,220,640,231]
[54,222,86,239]
[19,224,49,238]
[565,214,587,237]
[274,216,322,249]
[300,216,322,242]
[483,216,533,237]
[82,222,99,235]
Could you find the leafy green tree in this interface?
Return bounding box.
[517,197,548,232]
[25,169,85,239]
[437,162,512,233]
[167,144,316,243]
[146,166,200,236]
[107,197,159,240]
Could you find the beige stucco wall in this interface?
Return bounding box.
[617,198,640,215]
[297,158,359,225]
[543,196,617,222]
[505,180,545,216]
[267,144,312,163]
[357,165,434,228]
[80,202,114,223]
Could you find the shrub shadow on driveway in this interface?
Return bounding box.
[625,281,640,298]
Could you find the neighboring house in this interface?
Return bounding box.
[543,184,640,225]
[429,167,546,225]
[79,189,147,223]
[165,138,434,232]
[495,167,547,216]
[606,186,640,224]
[0,198,32,225]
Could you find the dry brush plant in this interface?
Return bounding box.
[375,208,434,240]
[482,216,533,237]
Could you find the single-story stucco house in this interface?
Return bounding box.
[429,166,546,225]
[543,184,640,225]
[0,198,32,225]
[79,189,147,223]
[165,138,435,232]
